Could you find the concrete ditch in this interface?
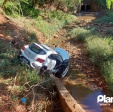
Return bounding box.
[50,75,86,112]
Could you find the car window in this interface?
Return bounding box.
[48,54,63,67]
[29,43,46,55]
[56,54,63,62]
[48,54,55,60]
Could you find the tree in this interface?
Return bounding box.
[2,0,9,10]
[106,0,113,9]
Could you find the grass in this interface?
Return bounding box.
[0,0,3,7]
[96,10,113,23]
[11,10,77,38]
[69,26,113,91]
[86,36,113,65]
[30,11,77,38]
[68,27,96,41]
[101,61,113,91]
[0,40,41,83]
[106,28,113,36]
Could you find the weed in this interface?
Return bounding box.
[68,27,91,41]
[96,10,113,23]
[73,27,113,91]
[86,37,112,64]
[27,32,37,43]
[106,28,113,36]
[101,61,113,91]
[17,66,41,85]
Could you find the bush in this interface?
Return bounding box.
[34,11,77,38]
[96,10,113,23]
[85,36,113,91]
[0,0,3,7]
[101,61,113,91]
[5,1,20,17]
[106,28,113,36]
[17,66,41,85]
[68,27,91,41]
[86,37,112,64]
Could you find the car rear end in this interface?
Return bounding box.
[19,43,47,69]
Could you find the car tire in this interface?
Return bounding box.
[55,72,62,78]
[39,66,47,75]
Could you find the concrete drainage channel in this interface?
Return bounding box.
[50,75,85,112]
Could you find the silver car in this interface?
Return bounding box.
[19,42,70,78]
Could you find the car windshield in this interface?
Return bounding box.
[29,43,46,55]
[48,54,63,67]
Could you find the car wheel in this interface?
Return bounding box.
[54,72,62,78]
[39,66,47,75]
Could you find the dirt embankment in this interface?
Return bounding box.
[0,14,45,48]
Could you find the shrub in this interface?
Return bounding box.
[34,12,77,38]
[86,37,112,64]
[101,61,113,91]
[86,36,113,91]
[96,10,113,23]
[0,0,4,7]
[68,27,91,41]
[17,66,41,85]
[5,1,20,17]
[106,28,113,36]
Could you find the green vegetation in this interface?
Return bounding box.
[106,0,113,9]
[3,0,77,38]
[34,11,76,37]
[96,10,113,23]
[68,27,96,41]
[0,40,42,86]
[69,26,113,91]
[86,37,113,91]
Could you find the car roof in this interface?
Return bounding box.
[34,42,57,55]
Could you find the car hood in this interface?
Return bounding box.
[54,47,70,60]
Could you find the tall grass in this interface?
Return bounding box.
[0,0,3,7]
[11,10,77,38]
[96,10,113,23]
[68,27,94,41]
[0,40,41,84]
[69,26,113,91]
[34,11,77,38]
[86,36,113,91]
[86,37,113,64]
[101,61,113,91]
[0,41,18,76]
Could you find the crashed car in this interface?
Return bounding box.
[19,42,70,78]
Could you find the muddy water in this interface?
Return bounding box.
[65,81,104,112]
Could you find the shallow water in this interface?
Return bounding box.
[65,83,104,112]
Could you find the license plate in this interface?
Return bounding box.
[22,58,28,64]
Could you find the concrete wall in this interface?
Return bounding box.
[50,75,85,112]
